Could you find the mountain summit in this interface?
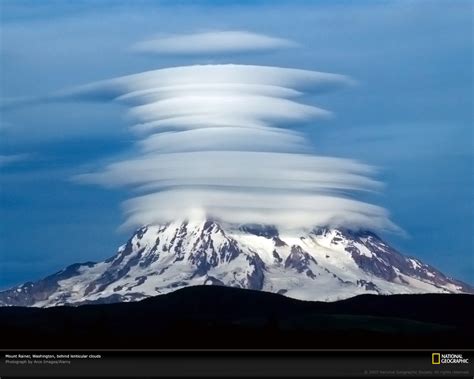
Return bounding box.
[1,220,472,307]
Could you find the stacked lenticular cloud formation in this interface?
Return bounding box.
[69,64,395,233]
[65,33,398,232]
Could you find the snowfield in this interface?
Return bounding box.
[0,219,472,307]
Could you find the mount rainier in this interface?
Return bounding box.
[1,220,472,307]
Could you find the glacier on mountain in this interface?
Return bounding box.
[1,220,471,307]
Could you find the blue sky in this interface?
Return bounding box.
[0,0,472,288]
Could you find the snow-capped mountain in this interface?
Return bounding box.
[1,220,472,307]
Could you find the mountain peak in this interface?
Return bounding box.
[0,221,472,307]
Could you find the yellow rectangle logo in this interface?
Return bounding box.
[432,353,441,364]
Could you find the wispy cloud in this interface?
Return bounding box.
[0,154,30,167]
[131,30,298,55]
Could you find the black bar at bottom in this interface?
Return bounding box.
[1,350,472,378]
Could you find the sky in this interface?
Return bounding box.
[0,0,472,289]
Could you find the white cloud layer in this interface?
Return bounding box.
[131,30,298,55]
[66,63,396,232]
[75,151,381,193]
[65,64,354,100]
[122,189,395,233]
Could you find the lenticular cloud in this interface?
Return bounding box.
[72,64,397,232]
[131,31,298,55]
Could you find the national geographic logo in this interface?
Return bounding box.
[432,353,469,365]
